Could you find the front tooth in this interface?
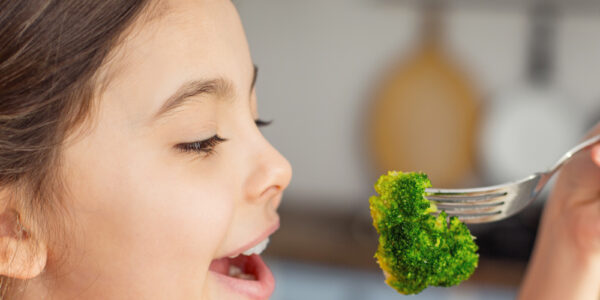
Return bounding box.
[229,265,242,277]
[242,237,269,256]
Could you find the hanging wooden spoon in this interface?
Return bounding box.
[367,1,480,188]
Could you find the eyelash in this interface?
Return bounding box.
[177,119,272,156]
[176,135,227,156]
[255,119,272,127]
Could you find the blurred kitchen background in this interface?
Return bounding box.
[234,0,600,299]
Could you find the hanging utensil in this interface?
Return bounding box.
[480,0,586,185]
[367,0,481,188]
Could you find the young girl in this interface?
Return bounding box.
[0,0,597,299]
[1,0,291,299]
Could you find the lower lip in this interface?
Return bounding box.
[209,254,275,299]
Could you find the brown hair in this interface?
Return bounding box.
[0,0,156,297]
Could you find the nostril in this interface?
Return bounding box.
[259,185,280,200]
[244,141,291,201]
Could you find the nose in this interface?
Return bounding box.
[244,138,292,206]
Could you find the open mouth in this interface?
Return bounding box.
[209,236,276,299]
[210,253,264,280]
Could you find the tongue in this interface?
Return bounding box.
[209,255,258,280]
[209,257,230,275]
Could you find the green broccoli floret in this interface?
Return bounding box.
[369,171,479,295]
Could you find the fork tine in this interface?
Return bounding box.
[425,186,509,204]
[426,186,506,196]
[424,183,516,223]
[426,193,508,206]
[431,210,503,223]
[426,192,507,204]
[435,201,505,215]
[452,211,503,224]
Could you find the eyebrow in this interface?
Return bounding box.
[152,65,259,121]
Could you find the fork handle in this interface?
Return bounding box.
[533,135,600,195]
[548,134,600,175]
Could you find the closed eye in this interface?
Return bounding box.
[176,135,227,156]
[175,119,270,157]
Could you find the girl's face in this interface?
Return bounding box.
[48,0,291,299]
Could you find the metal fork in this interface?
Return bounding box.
[425,134,600,224]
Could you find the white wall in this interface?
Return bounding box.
[234,1,600,211]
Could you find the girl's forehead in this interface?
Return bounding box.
[100,0,242,85]
[94,0,251,124]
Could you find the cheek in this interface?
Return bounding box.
[129,177,234,259]
[63,140,235,280]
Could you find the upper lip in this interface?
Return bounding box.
[220,219,280,259]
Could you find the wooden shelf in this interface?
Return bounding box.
[265,201,529,288]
